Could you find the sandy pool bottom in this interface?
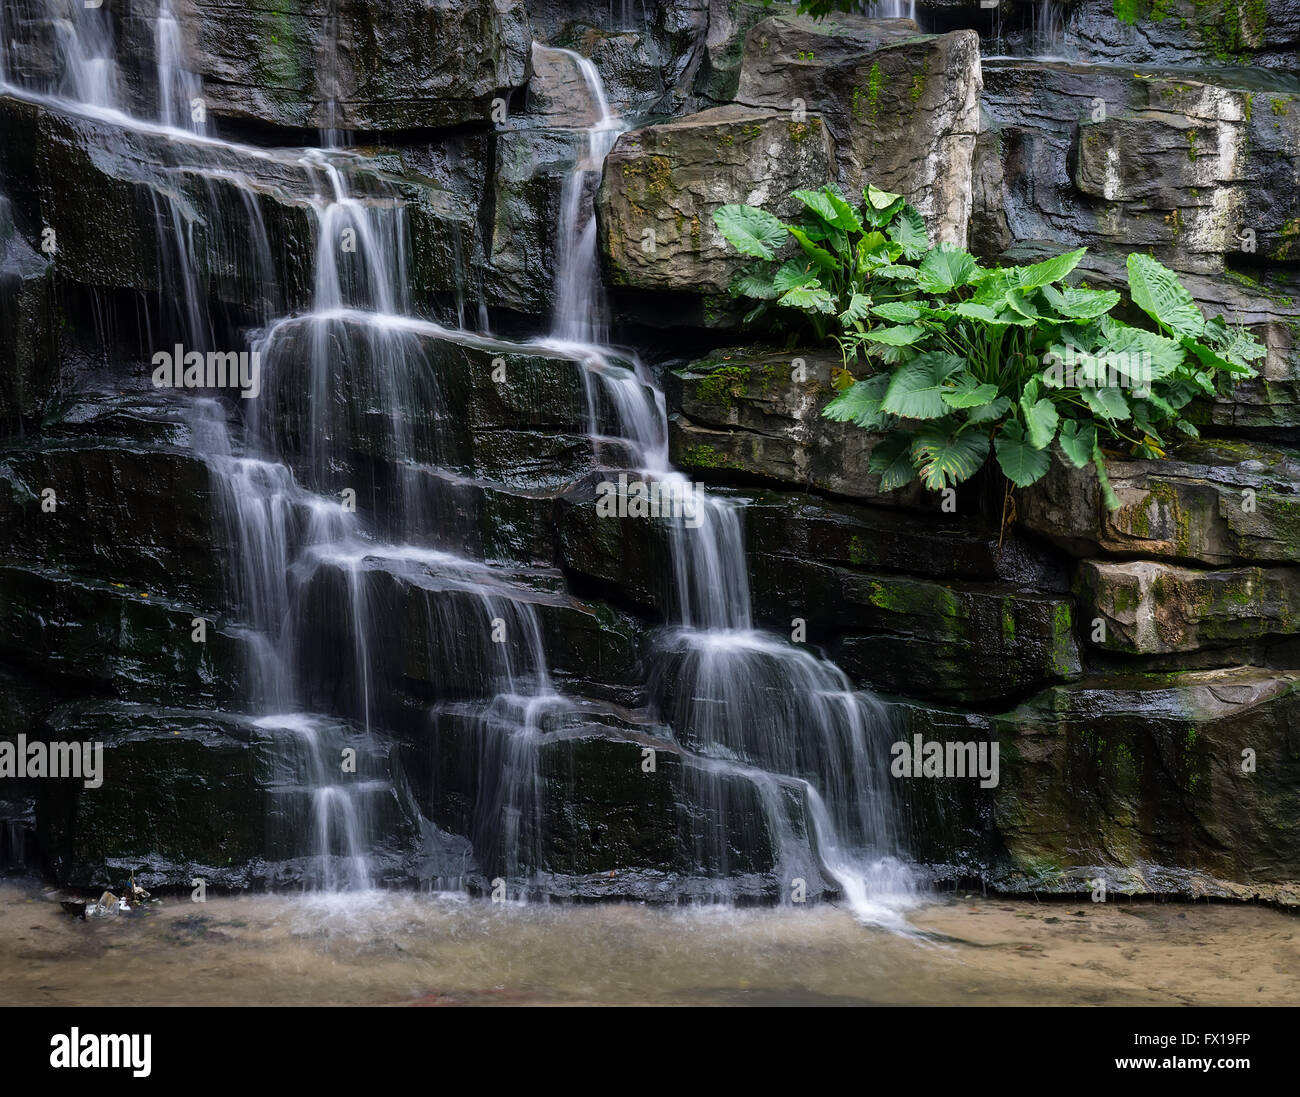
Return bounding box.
[0,882,1294,1006]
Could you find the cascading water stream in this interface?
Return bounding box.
[538,54,917,924]
[543,46,628,346]
[5,3,917,921]
[156,0,204,132]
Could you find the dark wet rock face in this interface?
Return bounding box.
[163,0,532,133]
[2,0,1299,909]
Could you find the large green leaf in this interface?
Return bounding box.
[712,204,789,260]
[1040,283,1121,320]
[1020,394,1060,449]
[870,324,926,346]
[872,302,924,323]
[887,205,928,260]
[729,263,778,300]
[811,185,863,232]
[1205,319,1267,369]
[772,258,822,293]
[911,426,990,491]
[793,187,844,230]
[1181,335,1257,377]
[840,293,872,326]
[1057,419,1097,469]
[942,375,1000,409]
[917,245,980,294]
[1081,385,1131,421]
[778,285,837,313]
[1006,287,1044,320]
[1127,252,1205,338]
[880,352,967,420]
[970,268,1019,310]
[952,302,1002,323]
[869,431,920,491]
[871,264,921,282]
[786,224,838,273]
[823,373,892,430]
[862,185,906,227]
[1095,321,1183,383]
[1015,247,1088,290]
[994,421,1051,486]
[966,395,1012,424]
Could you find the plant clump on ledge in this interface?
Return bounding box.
[714,182,1266,511]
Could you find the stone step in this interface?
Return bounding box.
[990,666,1300,905]
[290,549,647,720]
[0,564,249,709]
[22,702,422,890]
[1019,437,1300,565]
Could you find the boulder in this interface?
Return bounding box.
[33,702,420,889]
[166,0,532,132]
[485,126,588,316]
[0,566,248,708]
[0,442,226,604]
[1053,0,1300,70]
[1077,558,1300,656]
[1019,438,1300,566]
[733,13,982,245]
[992,667,1300,904]
[7,94,477,316]
[667,346,938,509]
[597,103,835,295]
[827,572,1082,706]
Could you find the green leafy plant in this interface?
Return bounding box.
[712,183,1264,511]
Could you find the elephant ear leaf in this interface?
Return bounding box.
[994,420,1051,487]
[729,263,779,300]
[880,352,966,419]
[1126,252,1204,338]
[1057,419,1097,469]
[823,373,892,430]
[862,184,905,226]
[910,427,990,491]
[869,431,920,491]
[917,245,981,293]
[713,204,789,260]
[941,374,999,409]
[887,205,929,260]
[1020,395,1060,450]
[1015,246,1087,290]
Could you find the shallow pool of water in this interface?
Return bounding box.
[1,882,1294,1006]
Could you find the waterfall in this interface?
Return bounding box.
[5,3,917,921]
[156,0,205,133]
[543,46,627,345]
[1031,0,1068,59]
[542,51,916,923]
[860,0,919,25]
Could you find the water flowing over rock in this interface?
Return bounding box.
[2,0,1299,915]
